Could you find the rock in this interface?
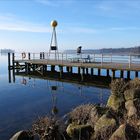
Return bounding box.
[125,100,137,118]
[109,124,140,140]
[109,124,126,140]
[128,106,137,118]
[125,100,134,110]
[107,94,125,111]
[66,123,92,139]
[10,130,33,140]
[124,88,140,101]
[89,105,108,126]
[125,98,140,118]
[92,113,117,140]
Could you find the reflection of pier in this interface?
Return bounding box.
[8,70,107,107]
[8,52,140,83]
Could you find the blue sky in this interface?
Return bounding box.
[0,0,140,52]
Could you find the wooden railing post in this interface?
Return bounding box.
[110,53,112,63]
[66,53,67,61]
[62,53,63,64]
[101,54,103,66]
[94,53,95,62]
[33,53,35,60]
[129,55,131,69]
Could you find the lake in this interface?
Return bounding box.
[0,54,111,139]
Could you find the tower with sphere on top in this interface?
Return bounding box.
[49,20,59,60]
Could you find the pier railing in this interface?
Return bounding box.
[12,52,140,68]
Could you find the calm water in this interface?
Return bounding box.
[0,54,111,139]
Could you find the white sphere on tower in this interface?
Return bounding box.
[51,20,58,27]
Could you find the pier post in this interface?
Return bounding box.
[12,53,15,67]
[91,68,94,75]
[59,66,63,78]
[8,53,11,70]
[78,67,80,74]
[127,71,130,79]
[66,67,69,72]
[81,67,85,81]
[12,68,15,83]
[42,65,47,75]
[107,69,109,77]
[32,64,35,71]
[120,70,124,78]
[98,69,101,76]
[69,67,72,73]
[112,70,115,79]
[135,71,138,78]
[16,62,19,73]
[44,65,47,72]
[28,53,30,60]
[40,52,42,59]
[12,53,15,83]
[51,65,55,72]
[86,68,88,75]
[8,69,11,83]
[12,53,15,78]
[25,62,28,74]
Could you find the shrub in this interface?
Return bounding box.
[31,116,65,140]
[110,79,127,96]
[69,104,95,125]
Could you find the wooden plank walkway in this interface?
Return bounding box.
[14,59,140,71]
[8,52,140,79]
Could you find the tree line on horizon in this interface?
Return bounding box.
[65,46,140,54]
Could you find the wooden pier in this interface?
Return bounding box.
[8,52,140,81]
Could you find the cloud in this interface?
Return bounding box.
[36,0,75,7]
[67,27,97,34]
[94,0,140,18]
[0,23,50,33]
[36,0,59,7]
[0,14,50,33]
[110,27,140,31]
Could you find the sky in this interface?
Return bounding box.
[0,0,140,52]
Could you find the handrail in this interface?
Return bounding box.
[12,52,140,69]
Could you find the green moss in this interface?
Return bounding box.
[107,94,125,111]
[94,114,116,132]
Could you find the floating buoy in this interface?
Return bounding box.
[22,52,26,59]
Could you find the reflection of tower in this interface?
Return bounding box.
[99,88,103,106]
[78,85,83,96]
[51,85,58,116]
[49,20,58,60]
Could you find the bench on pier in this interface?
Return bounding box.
[69,56,92,63]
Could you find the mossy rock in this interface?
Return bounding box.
[94,114,116,132]
[92,114,117,140]
[109,124,126,140]
[124,88,140,101]
[89,105,108,126]
[125,100,137,118]
[66,123,92,139]
[109,124,140,140]
[107,94,125,111]
[10,131,33,140]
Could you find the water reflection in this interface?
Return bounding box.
[4,69,110,139]
[8,69,110,109]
